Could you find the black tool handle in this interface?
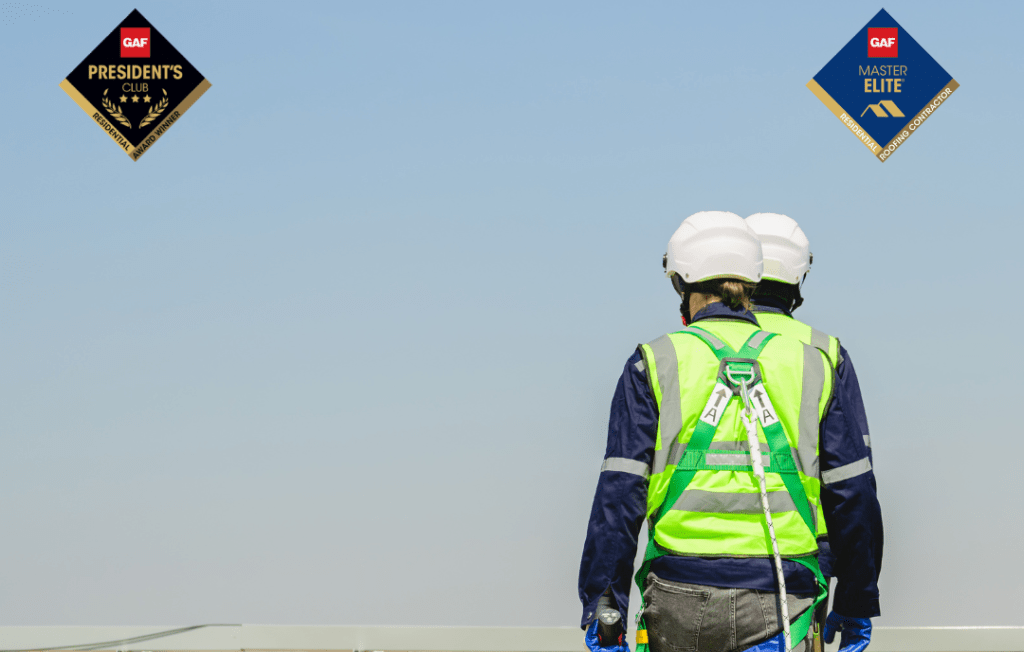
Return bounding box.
[597,609,623,647]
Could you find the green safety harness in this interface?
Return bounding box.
[634,327,827,652]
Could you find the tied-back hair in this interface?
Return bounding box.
[691,278,756,310]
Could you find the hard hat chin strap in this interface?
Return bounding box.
[792,272,809,312]
[681,291,692,326]
[791,288,804,312]
[671,273,693,325]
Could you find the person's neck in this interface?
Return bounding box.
[689,293,719,316]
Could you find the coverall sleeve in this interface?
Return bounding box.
[837,346,875,468]
[819,346,883,618]
[578,349,657,629]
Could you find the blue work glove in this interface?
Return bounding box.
[585,619,630,652]
[824,612,872,652]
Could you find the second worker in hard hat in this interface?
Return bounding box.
[745,212,882,652]
[578,211,882,652]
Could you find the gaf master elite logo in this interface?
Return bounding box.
[807,9,958,162]
[60,9,211,161]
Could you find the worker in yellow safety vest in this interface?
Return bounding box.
[579,211,882,652]
[744,213,880,647]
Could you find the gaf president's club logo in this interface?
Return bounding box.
[60,9,211,161]
[807,9,958,162]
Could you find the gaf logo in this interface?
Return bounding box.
[868,27,898,58]
[120,27,151,58]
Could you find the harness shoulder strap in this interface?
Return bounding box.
[647,326,775,525]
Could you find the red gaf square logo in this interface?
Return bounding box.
[120,27,151,58]
[867,27,898,57]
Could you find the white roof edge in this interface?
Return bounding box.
[0,625,1022,652]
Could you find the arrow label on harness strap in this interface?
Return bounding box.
[699,383,732,426]
[748,383,779,428]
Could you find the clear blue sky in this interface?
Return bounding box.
[1,0,1021,628]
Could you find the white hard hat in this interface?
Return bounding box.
[745,213,811,285]
[665,211,763,286]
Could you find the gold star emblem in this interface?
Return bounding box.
[143,94,151,103]
[119,94,128,103]
[131,94,140,103]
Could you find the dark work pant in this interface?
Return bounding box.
[642,572,814,652]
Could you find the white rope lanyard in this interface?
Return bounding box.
[739,378,791,652]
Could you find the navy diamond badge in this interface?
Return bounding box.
[807,9,958,162]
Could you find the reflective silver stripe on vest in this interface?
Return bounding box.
[797,343,824,478]
[635,359,645,373]
[705,442,804,469]
[679,327,725,350]
[746,330,772,350]
[647,335,683,476]
[672,488,797,514]
[667,443,687,468]
[864,435,872,448]
[822,457,872,485]
[705,452,771,467]
[601,457,650,478]
[708,441,748,451]
[810,328,830,355]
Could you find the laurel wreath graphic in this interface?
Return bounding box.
[102,89,132,129]
[139,89,169,129]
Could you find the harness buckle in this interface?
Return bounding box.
[717,358,761,420]
[725,365,755,386]
[720,357,760,393]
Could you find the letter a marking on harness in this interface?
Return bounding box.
[750,384,779,427]
[700,383,731,426]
